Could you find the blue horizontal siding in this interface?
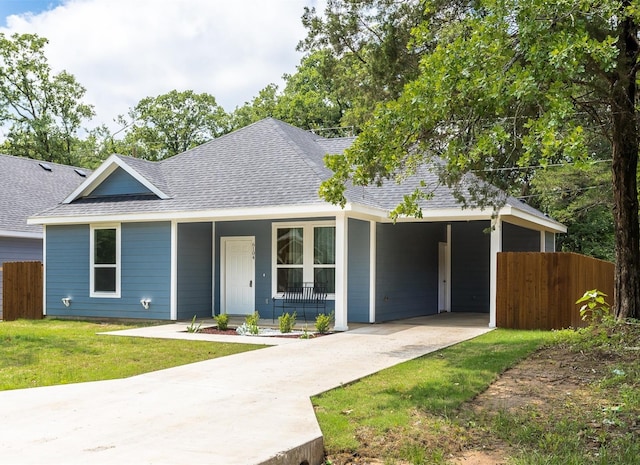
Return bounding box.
[46,222,171,319]
[545,231,555,252]
[375,222,443,322]
[45,225,90,317]
[348,218,370,323]
[450,221,490,313]
[502,222,540,252]
[88,167,153,197]
[177,223,212,320]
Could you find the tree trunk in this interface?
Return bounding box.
[611,15,640,320]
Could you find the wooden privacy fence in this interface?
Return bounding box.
[496,252,614,330]
[2,261,43,321]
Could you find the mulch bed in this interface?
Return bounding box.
[199,327,239,335]
[199,327,332,338]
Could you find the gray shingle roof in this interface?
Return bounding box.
[0,154,91,235]
[30,118,560,228]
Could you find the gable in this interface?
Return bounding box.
[86,167,154,198]
[62,154,170,204]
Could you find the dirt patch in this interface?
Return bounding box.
[449,450,508,465]
[467,347,606,415]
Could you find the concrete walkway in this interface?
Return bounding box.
[0,313,491,465]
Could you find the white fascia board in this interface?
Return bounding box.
[0,229,43,239]
[28,203,366,225]
[62,155,169,203]
[28,199,567,233]
[501,206,567,233]
[392,205,566,233]
[393,208,495,223]
[62,154,121,203]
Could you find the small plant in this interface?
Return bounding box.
[235,323,249,335]
[214,313,229,331]
[576,289,613,326]
[299,325,314,339]
[245,311,260,335]
[315,311,334,334]
[186,315,201,333]
[278,311,296,333]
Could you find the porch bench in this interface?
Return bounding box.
[272,283,328,322]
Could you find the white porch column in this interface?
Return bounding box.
[489,216,502,328]
[334,212,349,331]
[540,230,546,252]
[211,221,216,317]
[170,220,178,320]
[369,220,376,323]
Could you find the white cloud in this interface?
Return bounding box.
[1,0,322,132]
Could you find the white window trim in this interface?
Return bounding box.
[272,221,336,299]
[90,223,121,298]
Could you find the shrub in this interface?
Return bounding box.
[214,313,229,331]
[315,311,334,334]
[278,312,297,333]
[245,311,260,335]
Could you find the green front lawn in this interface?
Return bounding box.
[0,319,264,390]
[313,329,553,458]
[314,325,640,465]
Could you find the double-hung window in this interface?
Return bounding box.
[274,222,335,294]
[90,224,121,297]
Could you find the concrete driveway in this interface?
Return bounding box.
[0,313,491,465]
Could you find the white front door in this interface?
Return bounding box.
[222,237,255,315]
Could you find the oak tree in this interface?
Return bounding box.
[320,0,640,319]
[0,33,94,165]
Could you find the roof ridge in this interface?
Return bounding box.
[0,153,89,171]
[267,119,332,182]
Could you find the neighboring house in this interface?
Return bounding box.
[28,118,565,329]
[0,154,90,318]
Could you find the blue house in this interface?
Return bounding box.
[29,118,565,329]
[0,154,89,319]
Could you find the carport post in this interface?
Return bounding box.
[489,216,502,328]
[334,212,348,331]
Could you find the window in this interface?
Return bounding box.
[274,222,335,294]
[314,226,335,293]
[276,227,303,292]
[90,224,121,297]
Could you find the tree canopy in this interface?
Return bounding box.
[298,0,425,130]
[0,33,94,165]
[118,90,229,161]
[320,0,640,319]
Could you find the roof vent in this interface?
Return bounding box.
[39,162,52,171]
[74,168,87,177]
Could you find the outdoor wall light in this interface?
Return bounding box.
[140,298,151,310]
[61,297,72,307]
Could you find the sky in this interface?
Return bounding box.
[0,0,324,134]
